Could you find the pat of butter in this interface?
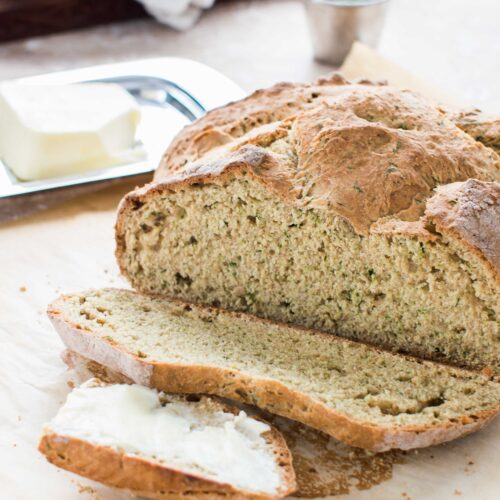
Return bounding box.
[0,83,141,181]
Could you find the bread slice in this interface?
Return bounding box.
[62,351,404,499]
[39,379,296,500]
[115,76,500,374]
[48,288,500,452]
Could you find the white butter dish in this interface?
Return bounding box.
[0,57,244,218]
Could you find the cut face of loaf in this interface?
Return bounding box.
[39,379,296,500]
[117,174,500,374]
[48,289,500,452]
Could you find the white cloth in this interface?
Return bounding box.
[136,0,216,31]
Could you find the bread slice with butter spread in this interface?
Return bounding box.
[39,379,296,500]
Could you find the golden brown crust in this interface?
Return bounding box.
[155,73,379,179]
[48,291,500,453]
[149,74,498,235]
[424,179,500,278]
[158,74,500,180]
[451,108,500,154]
[39,428,295,500]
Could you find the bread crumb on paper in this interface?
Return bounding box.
[76,482,98,498]
[267,413,404,497]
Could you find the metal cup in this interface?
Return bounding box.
[304,0,389,66]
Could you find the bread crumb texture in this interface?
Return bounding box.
[269,414,403,498]
[118,176,499,373]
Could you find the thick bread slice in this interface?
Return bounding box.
[116,76,500,374]
[48,289,500,452]
[39,380,296,500]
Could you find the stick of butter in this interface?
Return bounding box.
[0,83,141,181]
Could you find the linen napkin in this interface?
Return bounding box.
[136,0,216,31]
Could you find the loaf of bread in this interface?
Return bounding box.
[48,289,500,452]
[39,379,296,500]
[116,75,499,373]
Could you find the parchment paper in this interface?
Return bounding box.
[1,47,499,500]
[339,42,463,108]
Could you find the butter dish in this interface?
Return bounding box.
[0,57,244,218]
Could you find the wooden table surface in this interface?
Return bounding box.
[1,1,499,499]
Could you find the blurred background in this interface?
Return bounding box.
[0,0,499,112]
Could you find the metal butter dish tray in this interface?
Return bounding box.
[0,58,245,214]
